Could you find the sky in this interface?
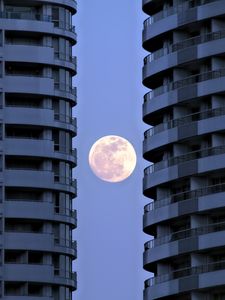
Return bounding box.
[73,1,149,299]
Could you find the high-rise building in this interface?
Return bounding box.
[142,1,225,299]
[0,0,77,299]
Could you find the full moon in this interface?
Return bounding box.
[88,135,137,183]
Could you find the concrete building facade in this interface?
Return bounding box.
[0,0,77,299]
[142,0,225,299]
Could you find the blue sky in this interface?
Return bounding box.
[73,1,149,299]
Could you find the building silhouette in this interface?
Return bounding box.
[142,0,225,299]
[0,0,77,299]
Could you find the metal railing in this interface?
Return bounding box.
[144,145,225,175]
[54,206,77,219]
[54,113,77,127]
[5,40,52,47]
[54,237,76,249]
[144,182,225,211]
[54,175,74,186]
[54,51,77,65]
[5,136,52,141]
[146,260,225,287]
[54,268,76,281]
[144,107,225,138]
[5,198,43,202]
[145,68,225,101]
[144,29,225,64]
[54,144,77,157]
[6,166,52,172]
[5,72,52,79]
[52,20,76,33]
[5,103,52,109]
[0,11,51,21]
[0,12,76,34]
[54,82,77,96]
[145,221,225,249]
[143,0,218,27]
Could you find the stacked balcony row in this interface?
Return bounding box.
[142,0,225,299]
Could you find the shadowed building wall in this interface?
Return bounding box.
[0,0,77,298]
[142,0,225,299]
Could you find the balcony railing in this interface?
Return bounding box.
[145,68,225,101]
[54,113,77,127]
[54,51,77,65]
[54,82,77,96]
[144,145,225,175]
[54,237,76,249]
[54,268,76,281]
[144,107,225,138]
[0,12,76,34]
[54,175,74,186]
[144,29,225,64]
[5,136,52,141]
[146,260,225,287]
[54,206,77,219]
[144,182,225,211]
[6,72,52,79]
[0,11,51,21]
[145,221,225,249]
[143,0,218,27]
[54,144,77,157]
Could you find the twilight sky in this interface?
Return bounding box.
[73,1,149,299]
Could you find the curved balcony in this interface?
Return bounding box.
[54,238,77,258]
[4,107,76,134]
[4,263,76,289]
[0,11,76,36]
[145,0,223,27]
[143,113,225,158]
[4,169,76,195]
[4,231,76,258]
[145,221,225,250]
[4,231,54,251]
[143,35,225,87]
[54,146,77,166]
[145,260,225,299]
[144,87,225,122]
[144,189,225,235]
[4,201,77,228]
[54,113,77,135]
[54,83,77,103]
[4,138,77,166]
[146,68,225,97]
[145,145,225,175]
[4,45,76,74]
[54,207,77,228]
[4,75,76,104]
[144,223,225,271]
[144,154,225,201]
[4,263,54,282]
[4,44,54,64]
[144,182,225,212]
[4,74,54,96]
[144,29,225,66]
[54,52,77,74]
[54,269,77,290]
[54,175,77,195]
[146,261,225,286]
[144,107,225,137]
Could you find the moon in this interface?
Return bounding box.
[88,135,137,183]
